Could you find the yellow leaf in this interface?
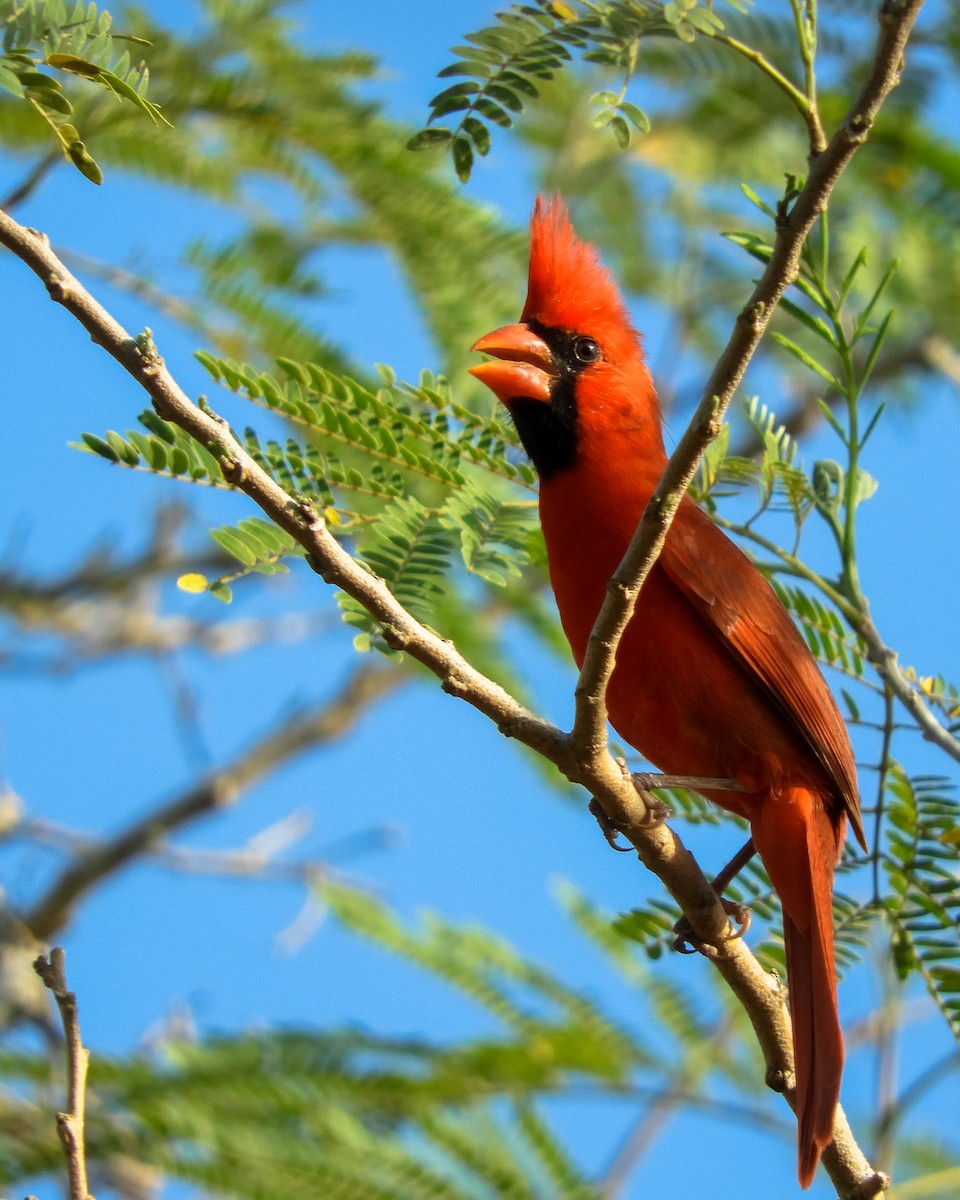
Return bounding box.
[550,1,578,18]
[177,573,209,594]
[324,507,342,527]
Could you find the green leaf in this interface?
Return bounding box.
[779,297,840,350]
[406,127,453,151]
[80,432,120,462]
[462,116,490,155]
[618,101,650,133]
[210,527,260,567]
[452,135,473,182]
[609,114,630,149]
[46,52,101,77]
[770,332,840,388]
[67,139,103,184]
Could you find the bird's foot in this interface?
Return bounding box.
[637,795,671,828]
[673,897,752,958]
[588,799,633,852]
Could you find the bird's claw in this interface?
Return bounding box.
[628,775,672,828]
[637,796,670,828]
[673,897,752,958]
[588,799,633,852]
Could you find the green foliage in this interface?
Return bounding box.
[884,771,960,1042]
[79,354,544,656]
[1,1,528,377]
[0,0,166,182]
[0,882,767,1199]
[411,0,752,178]
[73,409,232,484]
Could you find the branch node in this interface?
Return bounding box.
[765,1064,792,1094]
[843,1172,891,1200]
[47,273,70,302]
[381,624,408,652]
[441,673,460,696]
[739,300,767,331]
[219,456,245,484]
[135,328,162,374]
[293,498,322,527]
[198,394,227,424]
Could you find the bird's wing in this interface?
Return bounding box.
[660,499,864,847]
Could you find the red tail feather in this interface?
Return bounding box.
[753,787,845,1187]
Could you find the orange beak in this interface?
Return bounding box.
[468,323,556,406]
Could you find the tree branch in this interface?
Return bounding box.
[0,203,883,1199]
[33,948,93,1200]
[22,661,404,940]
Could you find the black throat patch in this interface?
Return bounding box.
[508,320,590,480]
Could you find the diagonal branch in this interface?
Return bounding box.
[0,204,884,1198]
[22,661,405,940]
[569,0,925,769]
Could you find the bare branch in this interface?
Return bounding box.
[33,948,93,1200]
[22,661,404,940]
[20,812,397,885]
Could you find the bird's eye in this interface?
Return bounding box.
[573,336,600,364]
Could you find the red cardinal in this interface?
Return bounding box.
[470,196,865,1188]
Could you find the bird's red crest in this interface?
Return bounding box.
[522,196,633,337]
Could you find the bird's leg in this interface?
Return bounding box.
[588,798,634,852]
[624,769,672,828]
[673,837,756,956]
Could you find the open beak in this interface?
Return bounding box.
[468,323,556,405]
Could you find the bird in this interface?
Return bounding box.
[469,195,865,1188]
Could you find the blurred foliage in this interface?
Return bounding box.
[1,0,960,1198]
[0,0,167,183]
[0,881,758,1199]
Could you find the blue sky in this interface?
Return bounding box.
[1,3,958,1197]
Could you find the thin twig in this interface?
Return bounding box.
[716,33,827,152]
[874,1049,960,1150]
[19,814,396,884]
[33,948,93,1200]
[598,1022,733,1198]
[0,150,60,211]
